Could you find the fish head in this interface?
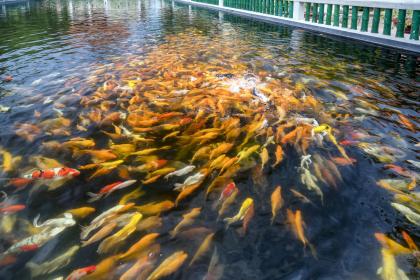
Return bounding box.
[58,167,80,177]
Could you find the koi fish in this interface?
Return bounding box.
[82,256,118,280]
[73,149,118,162]
[174,171,206,191]
[218,187,239,218]
[224,198,254,229]
[119,188,145,205]
[240,201,254,236]
[401,231,418,251]
[67,207,95,219]
[0,204,25,214]
[214,182,237,210]
[260,147,269,169]
[236,145,260,163]
[120,246,159,280]
[97,212,142,254]
[3,214,75,256]
[135,200,174,216]
[204,248,224,280]
[146,251,188,280]
[300,167,323,202]
[391,203,420,226]
[66,265,97,280]
[331,157,356,166]
[119,233,160,261]
[374,233,411,255]
[209,143,234,160]
[22,167,80,180]
[170,208,201,238]
[81,222,117,247]
[271,186,283,225]
[377,248,409,280]
[189,232,215,266]
[81,203,134,240]
[136,216,163,232]
[164,165,195,180]
[87,180,137,202]
[271,145,284,168]
[287,209,316,256]
[26,245,79,277]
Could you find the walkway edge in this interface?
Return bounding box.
[174,0,420,54]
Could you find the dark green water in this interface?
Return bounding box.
[0,0,419,279]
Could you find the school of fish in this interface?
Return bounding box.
[0,27,418,280]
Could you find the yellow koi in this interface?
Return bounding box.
[224,198,254,228]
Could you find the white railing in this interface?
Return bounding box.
[175,0,420,52]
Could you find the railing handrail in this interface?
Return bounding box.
[296,0,420,10]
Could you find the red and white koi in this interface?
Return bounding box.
[3,214,75,256]
[22,167,80,180]
[87,180,137,202]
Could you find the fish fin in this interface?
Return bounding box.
[64,213,73,219]
[46,178,67,191]
[87,192,102,202]
[33,214,42,227]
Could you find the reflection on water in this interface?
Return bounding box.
[0,0,419,279]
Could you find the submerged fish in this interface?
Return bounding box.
[66,265,97,280]
[189,232,215,266]
[87,180,137,202]
[26,245,79,277]
[170,208,201,238]
[146,251,188,280]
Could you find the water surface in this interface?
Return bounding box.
[0,0,419,279]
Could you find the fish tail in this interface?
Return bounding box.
[87,192,103,202]
[308,243,318,259]
[33,214,42,227]
[223,217,235,229]
[173,183,183,191]
[26,262,41,277]
[72,149,88,158]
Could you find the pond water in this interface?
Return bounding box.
[0,0,419,279]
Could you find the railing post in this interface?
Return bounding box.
[312,3,318,23]
[361,7,369,32]
[219,0,223,7]
[411,10,420,40]
[319,3,324,24]
[342,5,349,28]
[304,2,310,21]
[326,4,332,25]
[371,8,380,33]
[333,4,340,26]
[288,1,293,18]
[383,8,392,35]
[396,9,406,38]
[293,1,304,21]
[351,6,358,29]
